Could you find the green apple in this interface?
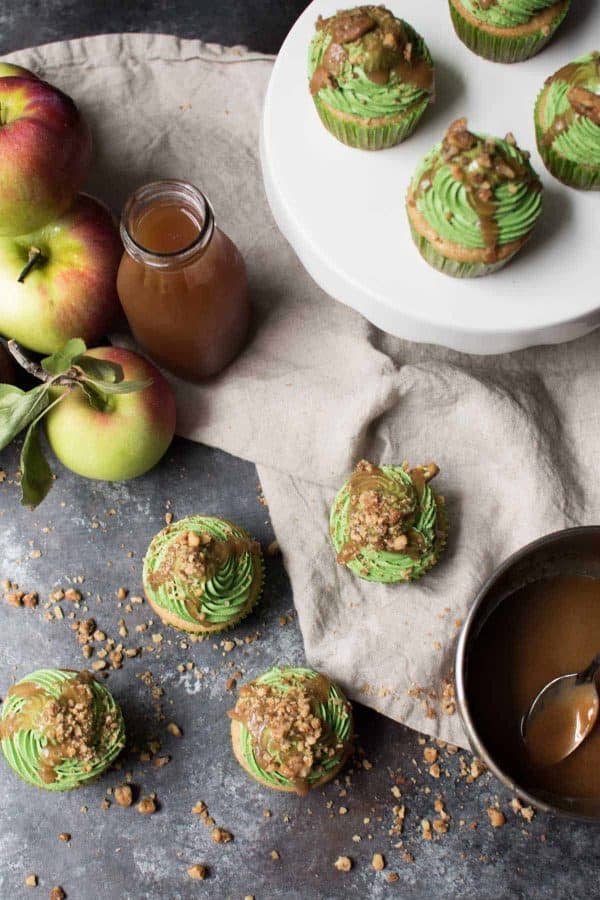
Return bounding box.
[45,346,177,481]
[0,194,123,354]
[0,73,91,235]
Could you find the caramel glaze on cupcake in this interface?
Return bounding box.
[229,666,353,795]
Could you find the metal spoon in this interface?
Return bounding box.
[521,653,600,767]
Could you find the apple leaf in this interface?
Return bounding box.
[79,380,108,412]
[0,383,49,450]
[20,421,53,509]
[75,355,124,384]
[42,338,88,375]
[81,376,153,396]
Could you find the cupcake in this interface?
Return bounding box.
[229,666,353,794]
[535,52,600,190]
[330,459,447,583]
[448,0,571,64]
[143,515,264,635]
[0,669,125,791]
[406,118,543,278]
[308,5,434,150]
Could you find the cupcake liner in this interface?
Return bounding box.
[313,95,428,150]
[449,0,570,64]
[408,221,514,278]
[535,122,600,191]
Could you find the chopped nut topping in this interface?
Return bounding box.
[25,874,38,887]
[50,889,66,900]
[58,832,71,842]
[228,673,344,793]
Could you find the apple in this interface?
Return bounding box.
[44,346,177,481]
[0,75,91,236]
[0,63,38,80]
[0,343,15,384]
[0,193,123,354]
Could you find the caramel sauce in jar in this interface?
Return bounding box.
[117,180,250,382]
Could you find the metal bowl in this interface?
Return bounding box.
[456,525,600,822]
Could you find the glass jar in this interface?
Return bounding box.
[117,180,250,381]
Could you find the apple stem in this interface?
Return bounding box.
[6,340,74,386]
[17,246,45,284]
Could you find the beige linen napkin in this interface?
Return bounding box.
[5,34,600,747]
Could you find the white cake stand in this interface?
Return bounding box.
[260,0,599,355]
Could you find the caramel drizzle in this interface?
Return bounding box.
[148,530,258,591]
[336,462,432,565]
[543,54,600,146]
[0,672,96,784]
[415,119,540,263]
[310,6,433,97]
[229,673,342,796]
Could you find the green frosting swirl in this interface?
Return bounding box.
[0,669,125,792]
[410,126,542,252]
[536,53,600,168]
[143,516,264,631]
[330,463,447,583]
[458,0,558,28]
[234,667,353,791]
[308,7,433,120]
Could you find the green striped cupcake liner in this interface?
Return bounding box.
[313,94,429,151]
[0,669,125,792]
[448,0,571,64]
[408,221,518,278]
[534,115,600,191]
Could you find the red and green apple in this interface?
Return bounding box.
[0,193,123,354]
[0,74,91,235]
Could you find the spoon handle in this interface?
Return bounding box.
[576,652,600,684]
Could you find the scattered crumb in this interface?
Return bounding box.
[372,853,385,871]
[487,807,506,828]
[187,864,208,881]
[25,874,38,887]
[115,784,133,807]
[334,856,352,872]
[137,797,157,815]
[212,828,233,844]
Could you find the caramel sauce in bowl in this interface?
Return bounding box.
[456,526,600,821]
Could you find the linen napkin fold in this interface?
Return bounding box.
[6,33,600,747]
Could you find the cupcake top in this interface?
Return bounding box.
[143,516,263,632]
[330,459,447,582]
[229,666,353,795]
[308,5,434,118]
[409,118,543,264]
[0,669,125,791]
[456,0,560,28]
[537,52,600,165]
